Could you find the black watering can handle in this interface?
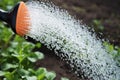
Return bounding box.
[0,9,9,24]
[0,2,21,34]
[0,7,18,33]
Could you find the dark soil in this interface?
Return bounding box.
[35,46,81,80]
[32,0,120,46]
[26,0,120,80]
[50,0,120,46]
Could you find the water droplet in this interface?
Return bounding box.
[26,1,120,80]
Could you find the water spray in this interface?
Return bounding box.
[0,1,120,80]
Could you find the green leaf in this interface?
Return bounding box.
[28,52,44,62]
[45,72,56,80]
[18,69,29,76]
[61,77,69,80]
[0,71,5,76]
[28,68,36,74]
[22,42,35,51]
[4,72,14,80]
[26,76,37,80]
[10,42,18,48]
[34,52,44,60]
[108,45,114,52]
[35,43,42,48]
[36,68,47,80]
[28,57,37,63]
[3,63,18,70]
[12,53,26,63]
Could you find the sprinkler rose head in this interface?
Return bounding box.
[0,1,30,36]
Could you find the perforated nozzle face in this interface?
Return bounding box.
[16,1,30,36]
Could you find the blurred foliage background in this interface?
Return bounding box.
[0,0,19,10]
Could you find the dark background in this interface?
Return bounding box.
[51,0,120,46]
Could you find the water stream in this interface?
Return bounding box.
[26,1,120,80]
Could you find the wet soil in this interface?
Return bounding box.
[50,0,120,46]
[35,46,81,80]
[25,0,120,80]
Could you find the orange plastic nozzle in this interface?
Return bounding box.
[16,1,30,36]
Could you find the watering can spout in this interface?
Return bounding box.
[0,9,9,24]
[0,1,30,36]
[0,2,20,33]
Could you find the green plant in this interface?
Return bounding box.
[0,0,19,10]
[103,42,120,66]
[92,19,104,31]
[61,77,69,80]
[0,17,70,80]
[0,22,57,80]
